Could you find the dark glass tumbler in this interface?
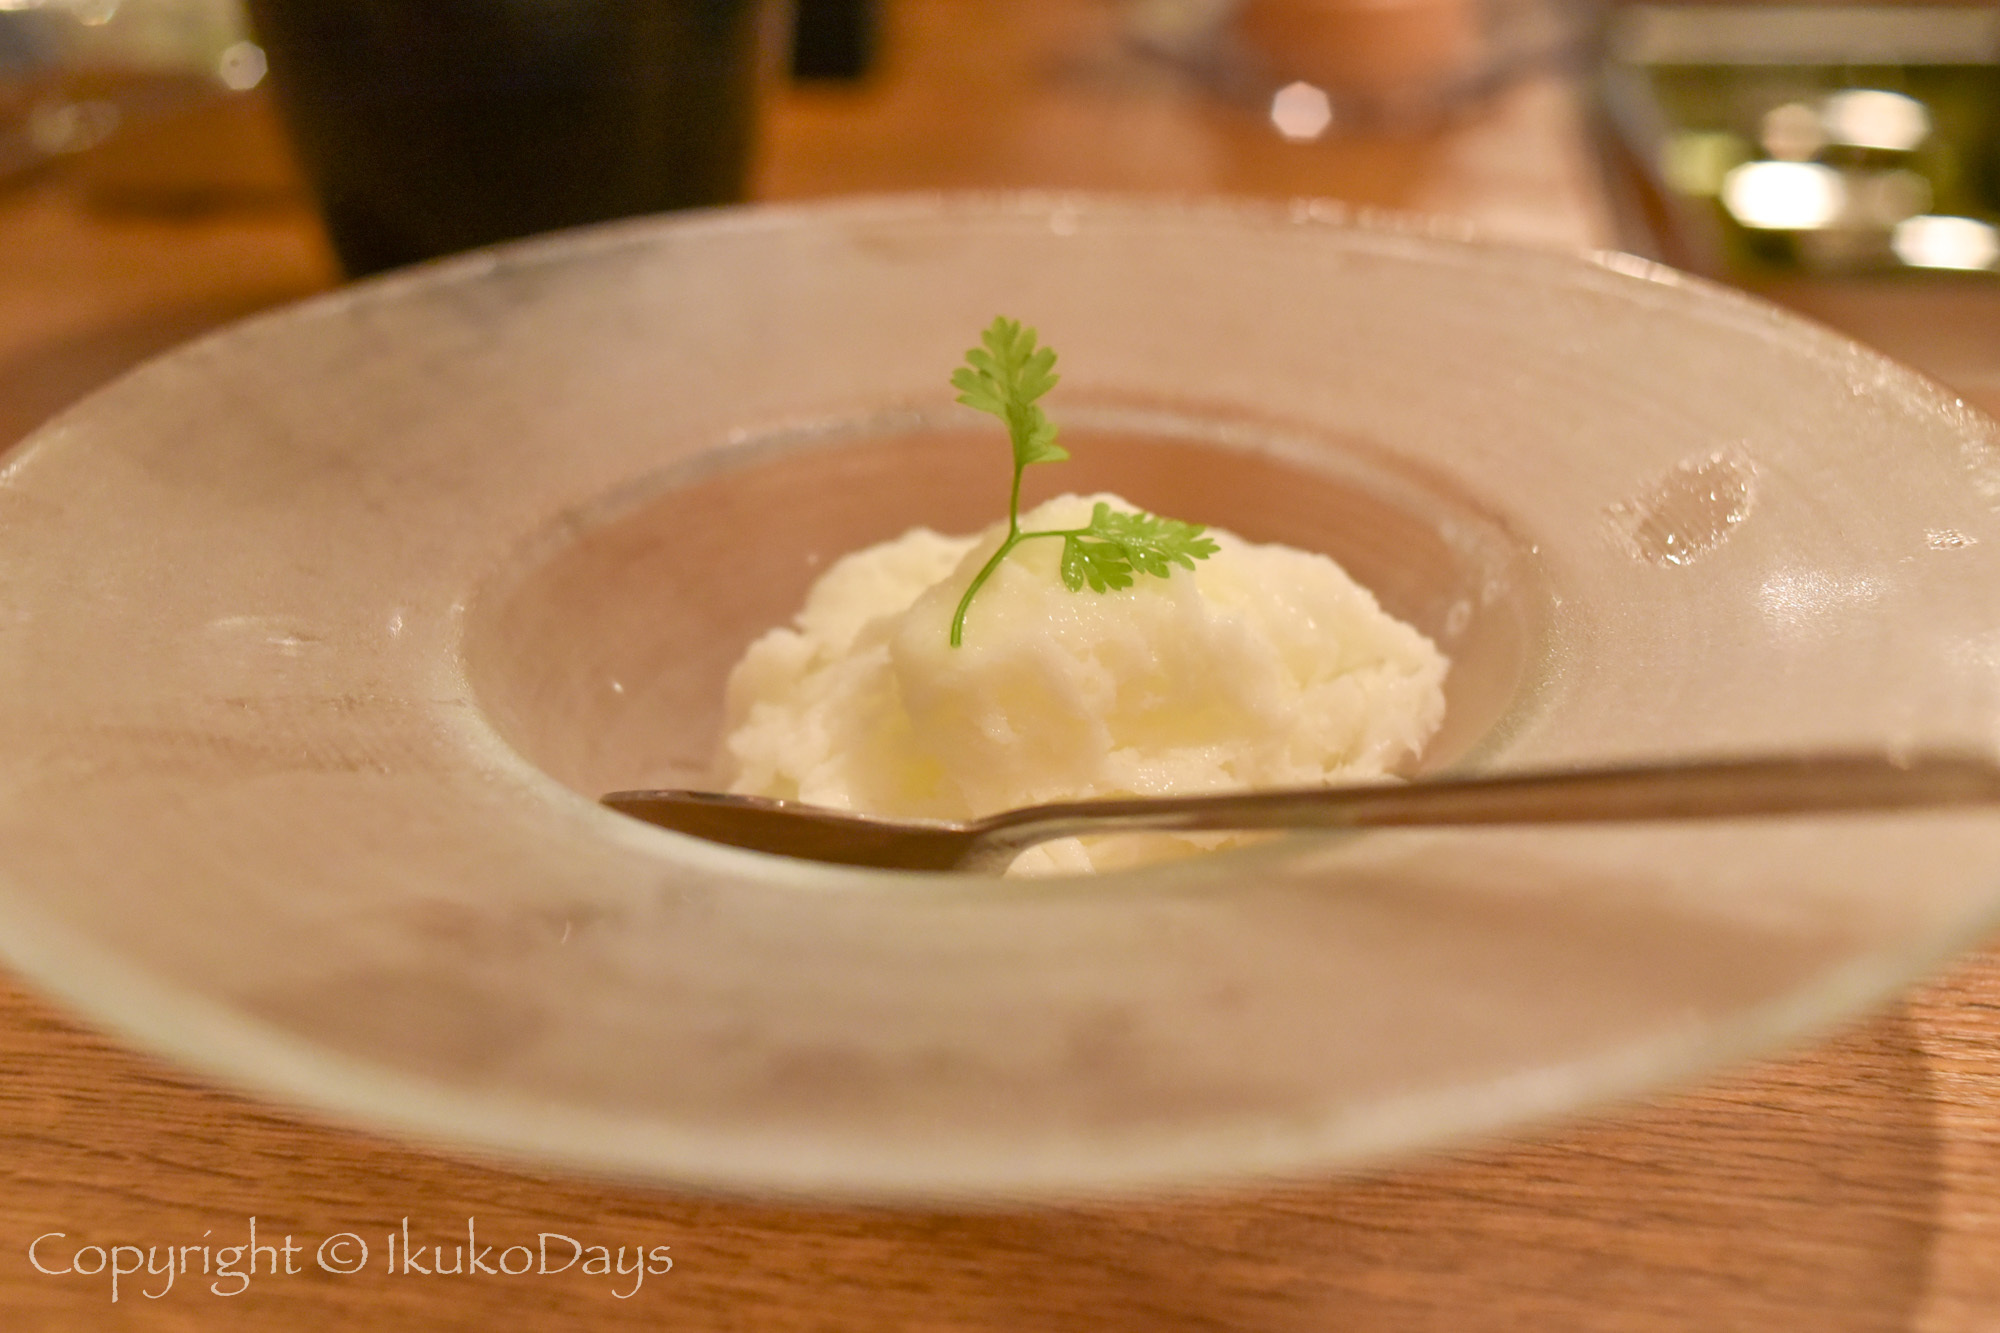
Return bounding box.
[244,0,768,277]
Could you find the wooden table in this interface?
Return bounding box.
[6,2,2000,1327]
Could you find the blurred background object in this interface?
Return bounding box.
[0,0,1620,453]
[242,0,777,275]
[1128,0,1602,130]
[760,0,1613,252]
[1598,3,2000,279]
[0,0,298,208]
[1592,2,2000,417]
[791,0,879,78]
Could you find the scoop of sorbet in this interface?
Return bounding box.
[718,493,1447,873]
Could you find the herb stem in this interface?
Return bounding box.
[949,526,1107,645]
[949,534,1017,647]
[946,316,1213,644]
[1007,457,1025,544]
[951,453,1029,647]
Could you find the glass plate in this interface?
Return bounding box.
[0,194,1997,1200]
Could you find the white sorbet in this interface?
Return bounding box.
[718,493,1448,874]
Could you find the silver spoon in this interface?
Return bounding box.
[602,750,2000,873]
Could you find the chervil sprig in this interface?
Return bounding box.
[950,315,1066,473]
[948,317,1218,646]
[1056,501,1218,593]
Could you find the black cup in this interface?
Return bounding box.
[245,0,770,276]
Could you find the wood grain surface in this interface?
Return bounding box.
[4,1,1999,1328]
[9,956,2000,1331]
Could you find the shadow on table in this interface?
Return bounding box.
[0,956,1948,1330]
[747,1009,1939,1331]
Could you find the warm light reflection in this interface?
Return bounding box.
[25,99,118,154]
[1721,161,1845,230]
[1892,215,2000,270]
[217,40,267,92]
[0,0,121,20]
[1270,82,1333,142]
[1821,89,1930,153]
[1759,102,1824,162]
[1758,569,1884,630]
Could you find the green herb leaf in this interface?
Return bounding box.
[1058,502,1220,592]
[948,317,1217,647]
[950,316,1068,469]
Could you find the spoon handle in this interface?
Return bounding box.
[965,751,2000,867]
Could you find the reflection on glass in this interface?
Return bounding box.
[1602,5,2000,278]
[1760,101,1824,161]
[1757,569,1884,630]
[0,0,260,184]
[1675,78,1987,273]
[1891,214,2000,270]
[214,34,260,88]
[1269,79,1333,140]
[1722,160,1845,230]
[0,0,122,23]
[1821,87,1929,152]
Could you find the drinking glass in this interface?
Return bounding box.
[243,0,777,275]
